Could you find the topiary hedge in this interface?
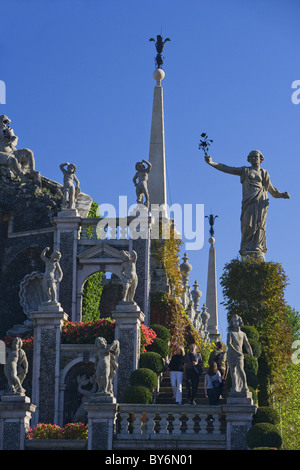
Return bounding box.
[139,352,164,374]
[149,324,171,342]
[146,337,169,358]
[253,407,280,426]
[129,368,158,391]
[124,385,153,404]
[246,423,282,449]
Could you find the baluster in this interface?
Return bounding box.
[158,412,168,434]
[171,411,182,435]
[185,411,195,434]
[131,412,142,435]
[119,412,130,435]
[199,413,208,434]
[143,411,155,436]
[212,413,222,434]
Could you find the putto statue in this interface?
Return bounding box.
[60,162,80,210]
[4,337,28,395]
[227,314,253,396]
[133,159,152,209]
[120,250,138,302]
[205,151,290,259]
[94,337,120,396]
[40,247,63,304]
[0,115,39,182]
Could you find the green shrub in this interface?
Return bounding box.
[246,423,282,449]
[252,447,277,450]
[149,324,171,342]
[244,354,258,374]
[241,325,259,342]
[139,352,164,374]
[130,368,158,390]
[146,337,169,358]
[124,385,153,404]
[249,387,258,405]
[245,369,259,389]
[253,407,280,426]
[248,339,262,359]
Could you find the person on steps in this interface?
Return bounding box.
[168,346,185,404]
[183,343,203,405]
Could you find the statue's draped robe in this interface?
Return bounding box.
[240,167,270,255]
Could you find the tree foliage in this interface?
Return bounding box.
[220,257,293,404]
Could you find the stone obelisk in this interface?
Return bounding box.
[147,35,170,215]
[205,215,220,340]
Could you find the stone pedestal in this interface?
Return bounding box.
[112,301,145,402]
[31,303,68,425]
[52,209,81,320]
[84,394,117,450]
[0,395,36,450]
[223,395,257,450]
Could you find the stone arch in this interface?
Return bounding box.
[75,241,128,321]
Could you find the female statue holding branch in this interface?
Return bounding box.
[205,150,290,259]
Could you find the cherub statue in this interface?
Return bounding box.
[205,151,290,259]
[0,115,39,182]
[40,247,63,304]
[4,337,28,395]
[94,337,120,396]
[120,250,138,302]
[133,159,152,209]
[60,162,80,209]
[227,314,253,395]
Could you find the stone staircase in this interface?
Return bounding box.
[155,368,227,405]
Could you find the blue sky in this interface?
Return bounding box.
[1,0,300,338]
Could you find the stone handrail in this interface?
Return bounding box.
[116,403,225,437]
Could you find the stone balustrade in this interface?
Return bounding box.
[114,404,226,450]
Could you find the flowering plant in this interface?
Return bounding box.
[28,422,88,440]
[140,324,157,353]
[61,319,115,344]
[3,335,34,350]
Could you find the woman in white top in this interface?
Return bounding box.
[204,361,222,405]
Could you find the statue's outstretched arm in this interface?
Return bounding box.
[268,181,290,199]
[205,155,243,176]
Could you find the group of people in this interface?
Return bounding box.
[168,341,228,405]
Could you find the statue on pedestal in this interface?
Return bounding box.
[60,162,80,209]
[227,314,253,396]
[40,247,63,304]
[205,151,290,259]
[4,338,28,395]
[133,159,152,209]
[120,250,138,302]
[0,115,39,182]
[94,337,120,396]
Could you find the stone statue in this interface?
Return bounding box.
[60,162,80,210]
[72,375,97,423]
[205,151,290,259]
[120,250,138,302]
[149,35,171,69]
[227,314,253,396]
[133,159,152,209]
[4,337,28,395]
[40,247,63,304]
[94,337,120,396]
[0,115,39,182]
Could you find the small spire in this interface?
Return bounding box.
[149,34,171,69]
[205,213,218,237]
